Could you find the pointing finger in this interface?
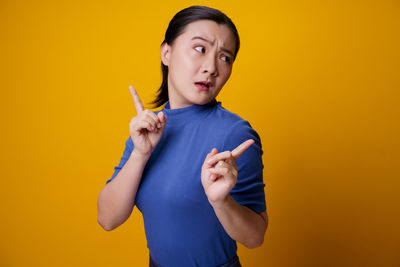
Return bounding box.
[129,85,144,114]
[231,139,255,160]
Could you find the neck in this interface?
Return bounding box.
[167,91,193,109]
[169,100,193,110]
[162,97,219,126]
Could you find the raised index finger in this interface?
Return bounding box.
[231,139,255,160]
[128,85,144,114]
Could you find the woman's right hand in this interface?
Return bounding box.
[128,85,167,157]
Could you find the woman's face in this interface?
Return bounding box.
[161,19,236,109]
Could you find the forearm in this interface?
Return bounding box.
[211,195,267,249]
[97,149,149,230]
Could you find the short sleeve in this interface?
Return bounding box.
[222,120,266,214]
[106,136,134,184]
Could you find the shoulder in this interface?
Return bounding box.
[215,102,247,126]
[215,104,262,155]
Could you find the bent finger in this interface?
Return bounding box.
[210,173,219,182]
[144,111,161,128]
[209,166,230,176]
[135,119,156,132]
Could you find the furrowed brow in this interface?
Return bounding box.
[191,36,234,57]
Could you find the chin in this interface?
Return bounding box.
[186,89,217,105]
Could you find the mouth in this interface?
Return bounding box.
[195,81,213,91]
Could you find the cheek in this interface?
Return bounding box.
[182,53,199,71]
[219,66,232,82]
[171,53,197,75]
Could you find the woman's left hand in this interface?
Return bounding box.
[201,139,255,208]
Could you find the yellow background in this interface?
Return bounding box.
[1,0,399,266]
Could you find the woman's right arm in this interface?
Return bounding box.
[97,149,150,231]
[97,85,166,231]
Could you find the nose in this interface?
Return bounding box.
[202,54,218,77]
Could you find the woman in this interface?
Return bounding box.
[97,5,268,267]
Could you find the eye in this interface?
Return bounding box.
[221,55,232,63]
[194,46,206,53]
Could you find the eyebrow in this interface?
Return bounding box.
[191,36,234,57]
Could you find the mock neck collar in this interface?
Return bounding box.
[161,99,220,125]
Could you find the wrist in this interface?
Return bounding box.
[209,194,231,210]
[131,149,151,163]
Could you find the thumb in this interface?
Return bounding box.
[205,148,218,162]
[157,112,167,131]
[158,111,167,123]
[209,148,218,157]
[205,148,217,161]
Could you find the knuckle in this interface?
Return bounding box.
[137,113,144,120]
[141,116,149,123]
[145,111,156,121]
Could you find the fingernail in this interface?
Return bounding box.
[157,123,161,128]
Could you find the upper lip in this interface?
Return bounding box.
[195,81,213,88]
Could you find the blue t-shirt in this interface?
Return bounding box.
[106,99,266,267]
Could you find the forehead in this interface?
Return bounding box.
[178,20,236,50]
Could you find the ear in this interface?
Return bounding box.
[160,42,170,66]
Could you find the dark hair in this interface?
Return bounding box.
[148,5,240,109]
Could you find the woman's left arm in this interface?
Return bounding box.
[201,140,268,249]
[212,195,268,249]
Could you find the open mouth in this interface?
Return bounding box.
[195,81,212,90]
